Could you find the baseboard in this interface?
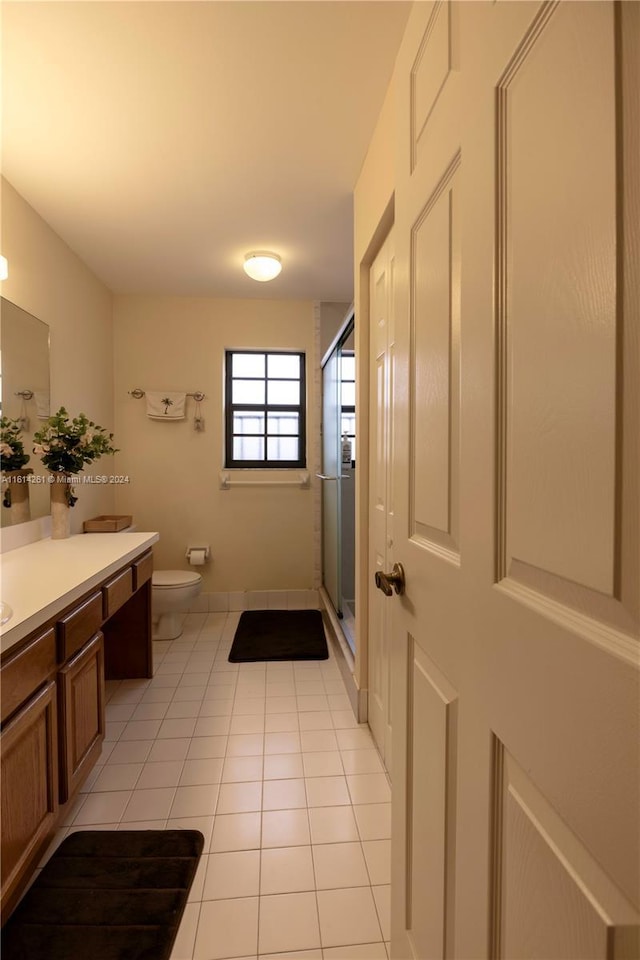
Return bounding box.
[186,589,319,613]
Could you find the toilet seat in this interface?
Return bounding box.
[152,570,202,589]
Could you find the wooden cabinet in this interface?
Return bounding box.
[58,632,105,803]
[0,545,154,919]
[0,681,58,916]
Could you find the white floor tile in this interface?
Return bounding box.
[210,812,262,852]
[187,736,227,760]
[302,752,344,778]
[263,753,304,780]
[340,750,384,775]
[167,815,215,850]
[260,845,315,895]
[300,730,339,753]
[312,842,370,889]
[317,887,383,948]
[217,780,263,814]
[372,885,391,941]
[132,702,171,721]
[261,809,311,848]
[222,756,264,783]
[122,787,176,822]
[335,728,375,751]
[262,778,307,811]
[265,714,300,733]
[298,711,334,731]
[91,763,143,792]
[72,790,131,825]
[171,784,220,819]
[194,896,259,960]
[322,944,387,960]
[305,776,351,808]
[308,807,360,845]
[203,849,260,900]
[170,901,200,960]
[180,758,224,786]
[165,701,202,719]
[229,715,266,735]
[79,612,393,960]
[136,761,183,789]
[353,803,391,841]
[227,733,265,757]
[260,951,321,960]
[346,774,391,805]
[258,891,321,955]
[148,738,192,762]
[362,839,391,885]
[265,732,302,755]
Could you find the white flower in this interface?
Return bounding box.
[33,443,50,454]
[0,442,13,456]
[80,430,95,446]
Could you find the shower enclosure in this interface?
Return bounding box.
[320,313,355,652]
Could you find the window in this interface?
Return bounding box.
[225,350,306,468]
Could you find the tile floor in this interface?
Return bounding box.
[43,611,392,960]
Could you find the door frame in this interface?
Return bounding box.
[353,193,395,725]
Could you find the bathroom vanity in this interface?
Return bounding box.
[0,532,159,918]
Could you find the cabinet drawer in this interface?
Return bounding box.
[103,567,133,619]
[133,551,153,590]
[1,628,57,725]
[57,593,102,663]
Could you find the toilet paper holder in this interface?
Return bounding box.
[186,546,210,565]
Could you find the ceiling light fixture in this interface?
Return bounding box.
[243,251,282,282]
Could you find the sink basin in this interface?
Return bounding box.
[0,601,13,625]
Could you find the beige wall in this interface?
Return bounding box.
[320,301,352,360]
[0,179,115,531]
[113,296,317,592]
[353,76,396,699]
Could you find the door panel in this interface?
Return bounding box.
[500,1,617,595]
[369,232,395,770]
[388,2,640,957]
[411,156,461,556]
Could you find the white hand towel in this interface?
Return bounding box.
[146,391,187,420]
[34,390,50,419]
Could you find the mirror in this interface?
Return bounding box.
[0,297,51,526]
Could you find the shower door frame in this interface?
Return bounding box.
[320,310,355,631]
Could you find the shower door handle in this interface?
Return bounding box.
[375,562,406,597]
[316,474,352,480]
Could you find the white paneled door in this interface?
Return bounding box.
[385,2,640,957]
[368,231,395,773]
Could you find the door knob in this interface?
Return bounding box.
[375,562,405,596]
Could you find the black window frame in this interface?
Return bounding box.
[225,349,307,469]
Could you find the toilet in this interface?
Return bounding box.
[152,570,202,640]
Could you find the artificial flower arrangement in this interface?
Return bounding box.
[1,417,31,508]
[33,407,118,506]
[0,417,30,472]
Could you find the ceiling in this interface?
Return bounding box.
[1,1,411,301]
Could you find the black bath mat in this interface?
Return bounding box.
[1,829,204,960]
[229,609,328,662]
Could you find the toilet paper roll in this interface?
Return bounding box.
[189,549,207,566]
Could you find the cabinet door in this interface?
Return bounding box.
[1,680,58,915]
[58,632,105,803]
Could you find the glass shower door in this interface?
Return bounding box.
[321,346,341,614]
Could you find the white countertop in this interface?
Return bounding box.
[0,532,159,655]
